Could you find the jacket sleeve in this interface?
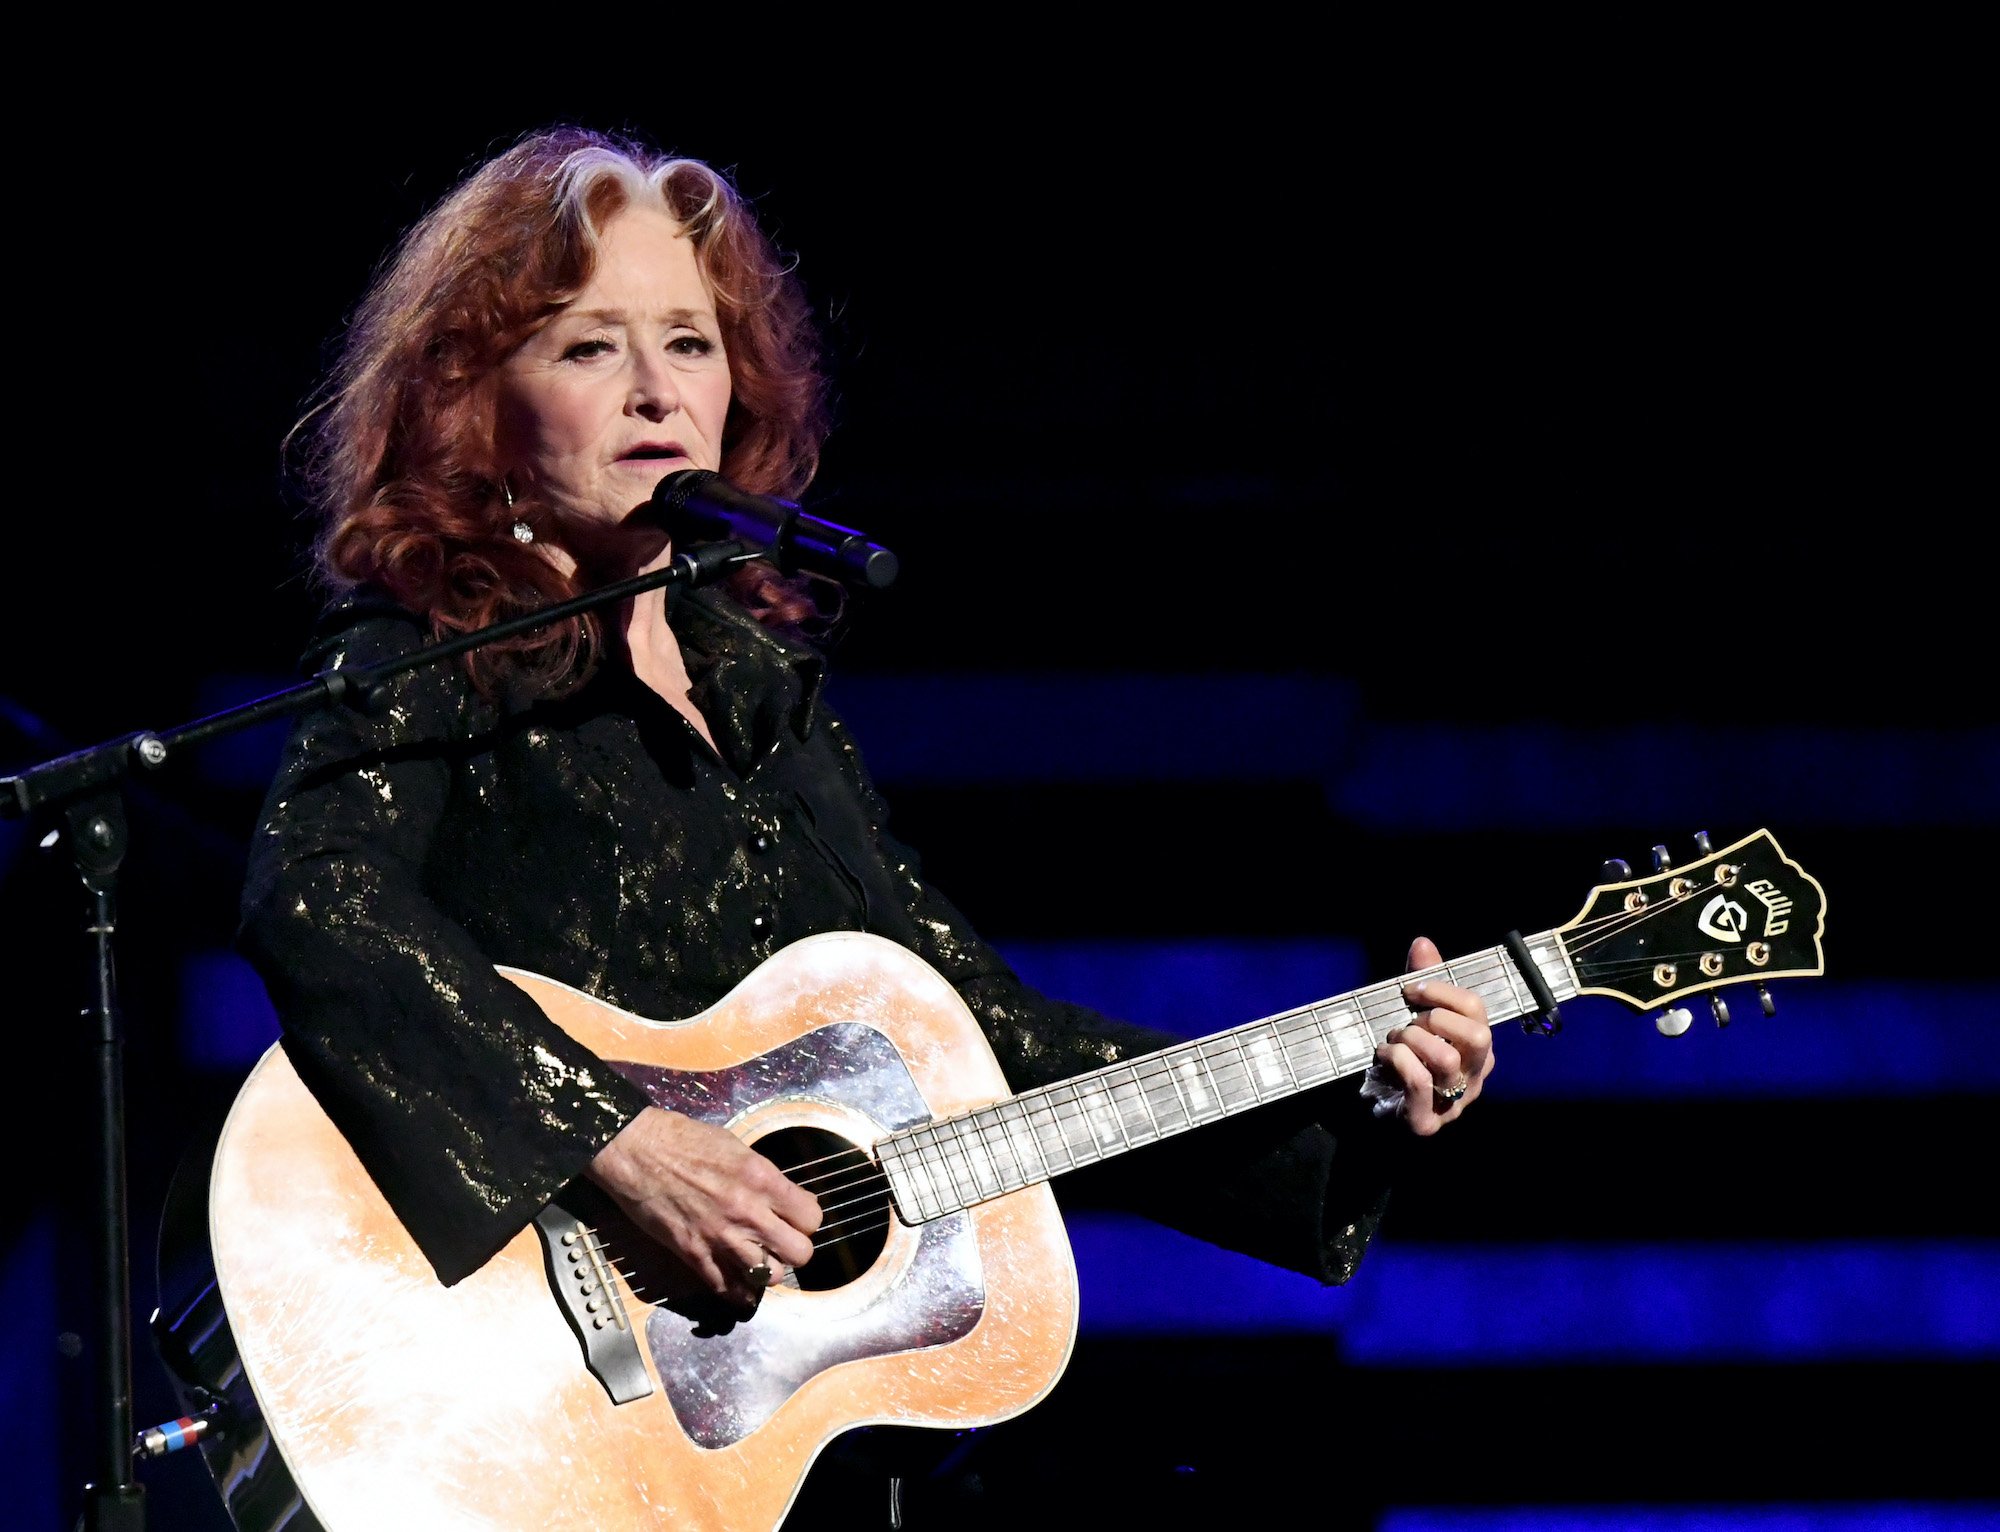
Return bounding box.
[237,615,651,1286]
[817,711,1402,1286]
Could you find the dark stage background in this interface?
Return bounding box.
[2,64,1993,1532]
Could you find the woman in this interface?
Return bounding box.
[242,124,1493,1506]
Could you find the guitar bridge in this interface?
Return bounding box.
[533,1197,655,1406]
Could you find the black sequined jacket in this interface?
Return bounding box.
[239,585,1399,1287]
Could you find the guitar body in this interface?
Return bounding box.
[206,931,1078,1531]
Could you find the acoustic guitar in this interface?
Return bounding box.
[157,828,1826,1530]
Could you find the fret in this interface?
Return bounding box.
[1231,1031,1271,1104]
[1537,933,1582,1002]
[1476,949,1521,1017]
[1473,973,1516,1022]
[900,1140,938,1223]
[1058,1083,1106,1163]
[1244,1024,1299,1095]
[890,1132,922,1220]
[910,1128,953,1219]
[1142,1055,1193,1132]
[1368,980,1410,1039]
[961,1111,1009,1197]
[966,1108,1013,1190]
[1154,1048,1197,1128]
[970,1113,1012,1196]
[1108,1064,1160,1146]
[1027,1089,1077,1173]
[1076,1080,1130,1153]
[878,1140,919,1221]
[934,1122,983,1210]
[956,1120,1000,1200]
[1172,1049,1222,1122]
[1448,954,1485,1003]
[1212,1033,1266,1109]
[1490,942,1532,1023]
[920,1128,968,1216]
[1315,1003,1375,1072]
[1279,1010,1336,1083]
[996,1098,1049,1185]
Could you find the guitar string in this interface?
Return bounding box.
[1582,948,1789,969]
[1564,877,1733,955]
[761,993,1432,1197]
[875,947,1537,1180]
[604,980,1784,1284]
[799,999,1510,1256]
[1554,894,1697,941]
[1547,859,1788,960]
[1555,889,1792,982]
[818,928,1779,1229]
[1557,885,1708,956]
[1558,890,1802,992]
[1524,867,1752,947]
[572,960,1520,1296]
[759,942,1567,1193]
[609,963,1784,1287]
[593,973,1504,1296]
[762,979,1462,1200]
[636,866,1777,1200]
[812,960,1520,1219]
[626,1047,1802,1288]
[791,927,1766,1223]
[595,894,1789,1280]
[599,970,1453,1271]
[780,951,1523,1204]
[761,895,1730,1195]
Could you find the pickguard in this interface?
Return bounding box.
[610,1023,985,1449]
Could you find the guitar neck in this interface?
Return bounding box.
[876,932,1580,1224]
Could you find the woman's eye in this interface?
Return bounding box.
[562,337,616,361]
[669,335,715,357]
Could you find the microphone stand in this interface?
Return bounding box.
[1,539,753,1531]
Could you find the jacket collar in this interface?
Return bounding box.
[669,585,827,772]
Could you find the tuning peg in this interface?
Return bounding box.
[1758,985,1776,1018]
[1654,1007,1693,1037]
[1710,994,1731,1028]
[1693,830,1713,857]
[1601,857,1632,881]
[1651,845,1672,872]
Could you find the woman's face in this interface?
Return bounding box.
[496,203,732,529]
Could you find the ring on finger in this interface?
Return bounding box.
[1434,1076,1469,1105]
[746,1248,775,1289]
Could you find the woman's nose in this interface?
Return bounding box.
[627,348,681,422]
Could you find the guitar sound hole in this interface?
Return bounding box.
[753,1126,890,1290]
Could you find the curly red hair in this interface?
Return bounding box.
[303,127,829,695]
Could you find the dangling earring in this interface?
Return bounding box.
[503,477,533,544]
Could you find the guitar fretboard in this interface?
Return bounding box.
[876,933,1577,1224]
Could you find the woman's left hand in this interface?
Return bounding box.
[1377,935,1495,1135]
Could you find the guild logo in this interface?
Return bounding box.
[1747,878,1794,937]
[1697,896,1750,943]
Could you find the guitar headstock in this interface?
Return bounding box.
[1558,829,1827,1020]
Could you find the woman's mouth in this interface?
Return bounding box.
[617,442,687,465]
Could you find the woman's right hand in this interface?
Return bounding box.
[587,1106,822,1306]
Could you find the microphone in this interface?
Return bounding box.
[649,470,899,590]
